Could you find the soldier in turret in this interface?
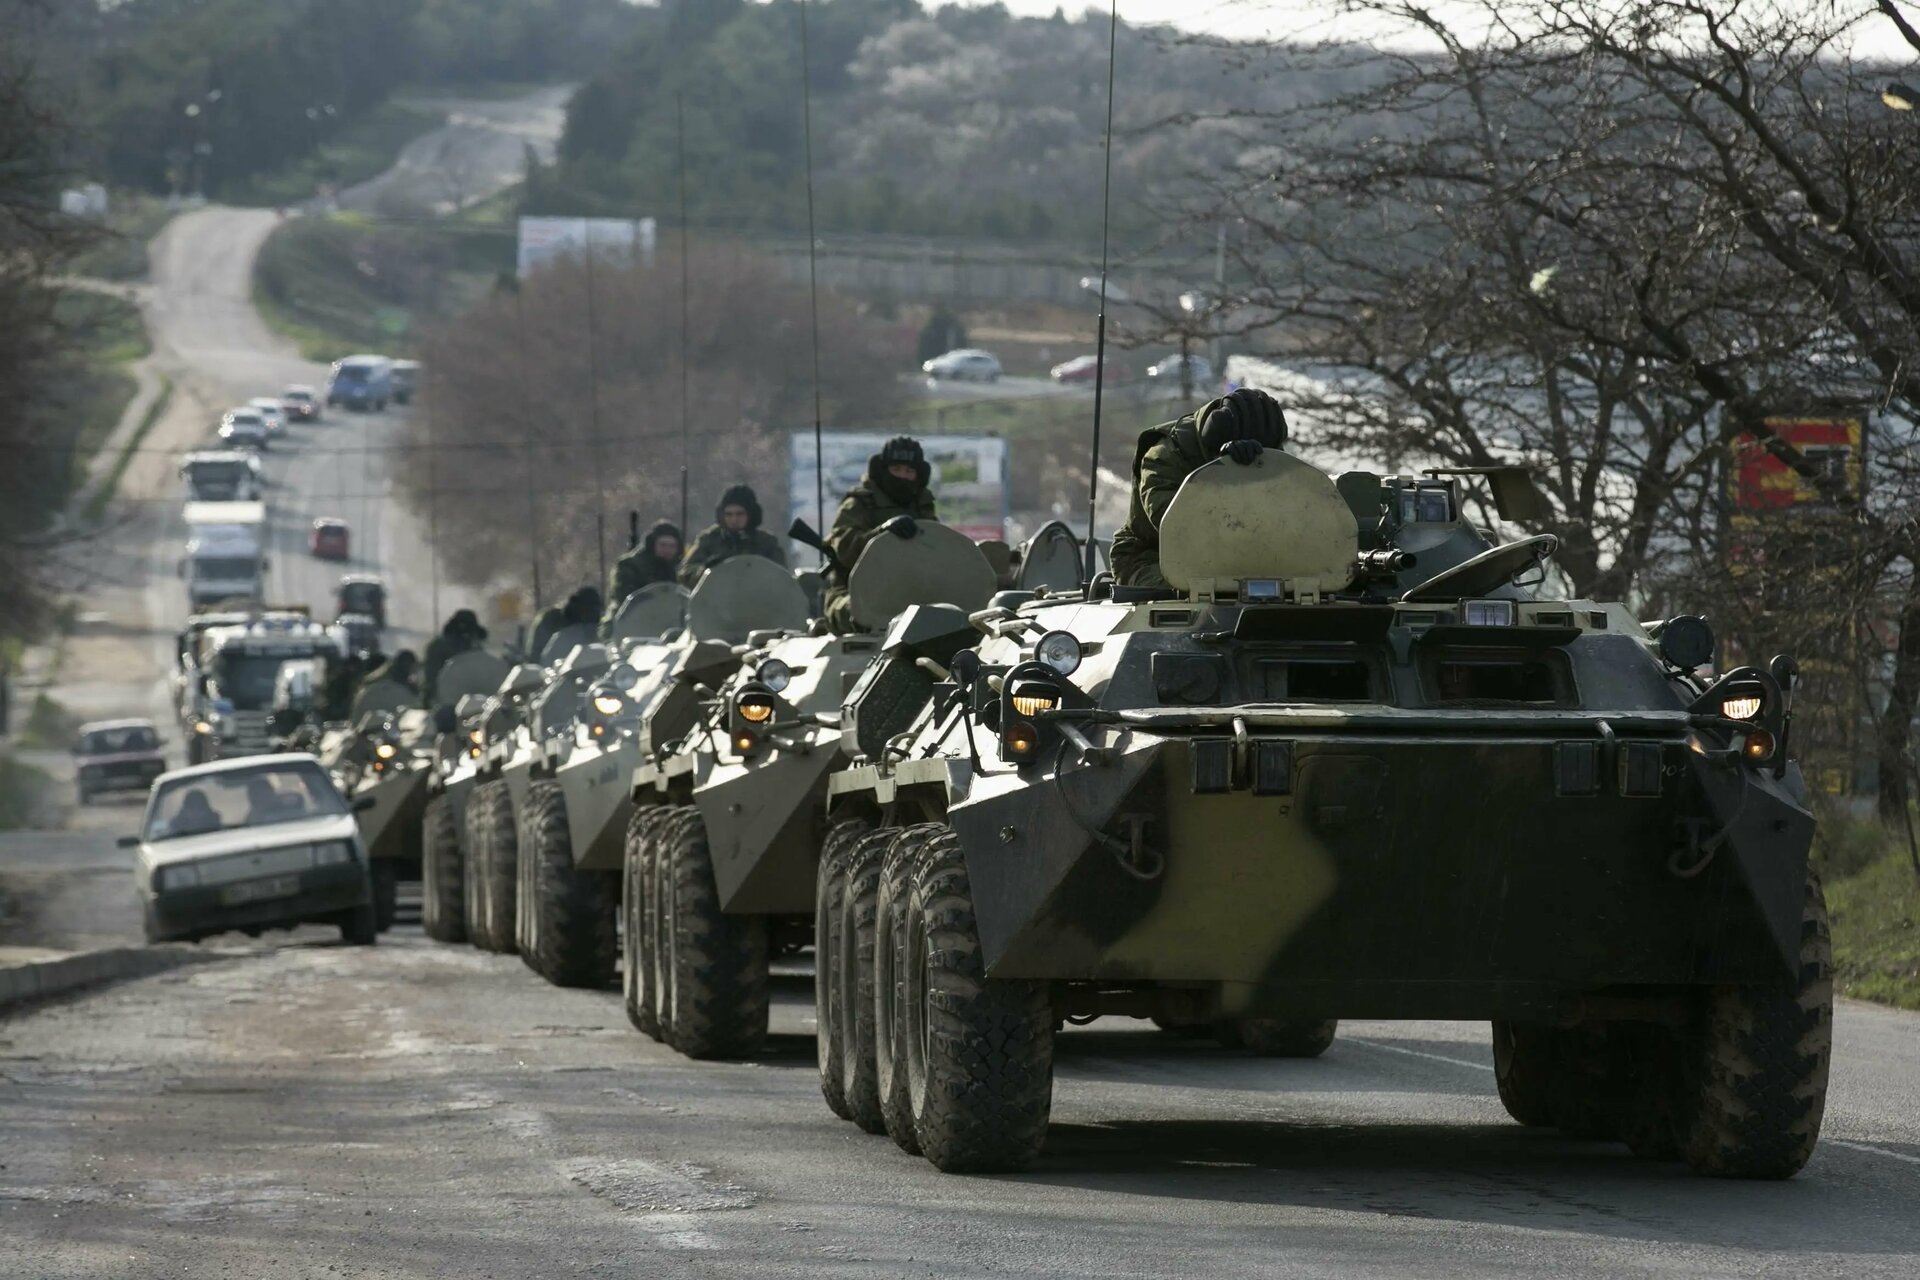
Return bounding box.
[823,435,937,632]
[601,519,682,637]
[1109,388,1290,588]
[422,609,488,710]
[679,484,786,586]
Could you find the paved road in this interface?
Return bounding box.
[338,86,573,217]
[2,938,1917,1278]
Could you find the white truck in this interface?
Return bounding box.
[188,615,343,761]
[181,500,268,609]
[180,450,263,501]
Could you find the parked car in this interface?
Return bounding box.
[1049,353,1121,384]
[72,719,168,804]
[922,348,1003,382]
[218,409,269,451]
[121,754,377,945]
[389,360,420,405]
[247,398,289,437]
[334,574,387,628]
[1145,353,1215,389]
[282,385,322,423]
[309,517,351,561]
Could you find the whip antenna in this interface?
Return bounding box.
[1084,0,1120,584]
[676,92,692,538]
[799,0,826,554]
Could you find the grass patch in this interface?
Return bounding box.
[57,290,150,364]
[1817,808,1920,1010]
[65,193,177,281]
[0,754,59,830]
[85,373,173,524]
[223,101,442,208]
[17,693,79,751]
[253,213,507,362]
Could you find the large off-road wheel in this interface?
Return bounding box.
[1487,1020,1619,1138]
[1233,1017,1339,1058]
[623,806,673,1039]
[521,780,617,989]
[339,900,378,946]
[468,780,518,954]
[1491,1020,1558,1127]
[660,806,768,1059]
[902,825,1053,1173]
[874,825,936,1154]
[462,786,492,949]
[815,816,873,1120]
[1672,871,1832,1179]
[420,794,465,943]
[837,828,896,1135]
[371,860,398,933]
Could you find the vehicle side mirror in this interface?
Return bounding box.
[116,835,140,848]
[352,795,378,812]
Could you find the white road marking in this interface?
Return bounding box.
[1345,1037,1494,1073]
[1827,1138,1920,1166]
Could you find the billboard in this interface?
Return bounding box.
[516,216,658,279]
[1729,414,1865,511]
[788,431,1009,553]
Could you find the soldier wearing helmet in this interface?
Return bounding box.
[679,484,787,587]
[823,435,937,632]
[1109,389,1290,588]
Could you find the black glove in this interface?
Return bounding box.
[1198,388,1289,455]
[887,515,918,539]
[1221,438,1264,465]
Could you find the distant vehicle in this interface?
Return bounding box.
[218,409,269,451]
[334,574,387,628]
[282,385,322,423]
[72,719,167,804]
[247,398,289,437]
[1145,353,1215,389]
[187,614,342,761]
[389,360,420,405]
[922,348,1003,382]
[309,517,351,561]
[327,354,393,412]
[181,501,268,609]
[179,450,262,502]
[331,613,381,658]
[1049,354,1123,385]
[124,754,377,945]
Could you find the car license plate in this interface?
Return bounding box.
[220,875,300,906]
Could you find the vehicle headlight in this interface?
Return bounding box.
[1034,630,1082,676]
[737,693,776,724]
[468,728,484,745]
[592,693,625,717]
[313,841,354,866]
[1721,694,1762,721]
[156,864,201,891]
[374,742,397,760]
[193,720,213,735]
[756,659,792,693]
[1011,685,1058,718]
[1462,599,1516,626]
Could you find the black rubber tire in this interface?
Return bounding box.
[874,825,934,1154]
[470,780,518,954]
[421,793,465,943]
[1546,1024,1623,1140]
[462,786,492,949]
[903,826,1052,1173]
[523,780,618,989]
[623,806,672,1039]
[515,789,543,972]
[661,806,768,1059]
[1673,871,1832,1179]
[646,809,681,1045]
[371,860,398,933]
[815,816,871,1121]
[1491,1020,1559,1127]
[1234,1017,1338,1058]
[838,828,895,1135]
[340,900,378,945]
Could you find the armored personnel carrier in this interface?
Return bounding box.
[823,453,1825,1179]
[417,648,513,941]
[459,660,552,951]
[625,519,1007,1063]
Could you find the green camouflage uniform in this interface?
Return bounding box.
[678,485,786,587]
[601,521,682,637]
[822,467,936,633]
[1109,415,1209,588]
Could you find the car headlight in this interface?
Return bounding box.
[1034,631,1082,676]
[374,742,397,760]
[756,659,792,693]
[156,864,201,891]
[313,841,354,866]
[592,692,625,717]
[1721,694,1762,721]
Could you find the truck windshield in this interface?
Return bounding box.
[212,652,297,709]
[187,463,244,487]
[335,367,368,384]
[194,557,258,580]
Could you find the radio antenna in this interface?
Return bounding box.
[676,91,692,538]
[799,0,826,555]
[1083,0,1121,584]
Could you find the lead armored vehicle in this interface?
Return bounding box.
[417,648,513,941]
[823,454,1826,1179]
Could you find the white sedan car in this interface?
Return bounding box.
[247,397,289,437]
[122,754,377,945]
[218,408,269,452]
[922,348,1003,382]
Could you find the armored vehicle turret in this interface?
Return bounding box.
[625,517,1006,1065]
[823,453,1825,1179]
